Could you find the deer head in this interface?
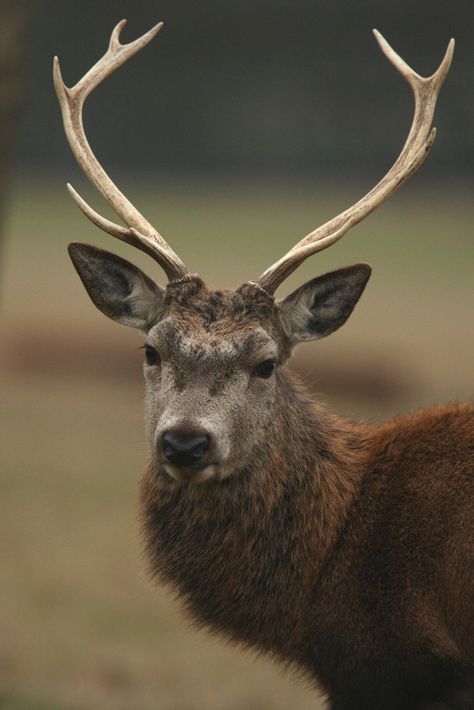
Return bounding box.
[54,21,453,483]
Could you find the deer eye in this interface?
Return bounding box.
[144,345,161,366]
[253,359,276,379]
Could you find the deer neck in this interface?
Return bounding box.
[267,368,369,558]
[142,368,368,581]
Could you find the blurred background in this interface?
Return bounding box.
[1,1,472,708]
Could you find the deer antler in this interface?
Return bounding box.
[53,20,189,281]
[256,30,454,295]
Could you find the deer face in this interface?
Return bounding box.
[69,243,370,483]
[142,280,280,482]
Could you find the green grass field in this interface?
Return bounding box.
[1,178,472,709]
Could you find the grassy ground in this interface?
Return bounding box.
[1,178,472,709]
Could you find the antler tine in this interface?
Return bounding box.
[66,183,181,264]
[256,32,454,295]
[54,20,189,281]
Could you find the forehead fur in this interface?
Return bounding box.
[162,277,276,337]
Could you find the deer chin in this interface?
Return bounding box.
[163,462,218,484]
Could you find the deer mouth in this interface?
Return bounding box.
[163,462,218,484]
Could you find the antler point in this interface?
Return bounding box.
[372,28,388,48]
[143,20,165,42]
[52,56,68,96]
[445,37,455,64]
[110,19,127,48]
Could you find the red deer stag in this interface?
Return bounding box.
[54,21,473,710]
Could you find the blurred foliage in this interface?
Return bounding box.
[14,0,474,178]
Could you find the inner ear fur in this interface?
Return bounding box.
[278,263,372,343]
[68,242,165,331]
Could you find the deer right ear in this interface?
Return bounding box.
[68,242,165,331]
[278,263,371,344]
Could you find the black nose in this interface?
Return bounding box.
[161,428,210,468]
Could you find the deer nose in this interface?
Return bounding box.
[161,428,210,468]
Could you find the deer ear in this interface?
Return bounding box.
[278,263,371,343]
[68,242,165,331]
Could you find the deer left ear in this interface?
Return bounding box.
[278,263,371,343]
[68,242,165,331]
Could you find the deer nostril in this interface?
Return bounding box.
[161,429,210,468]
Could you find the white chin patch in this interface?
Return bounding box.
[164,463,217,484]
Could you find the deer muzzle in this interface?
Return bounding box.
[158,425,220,483]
